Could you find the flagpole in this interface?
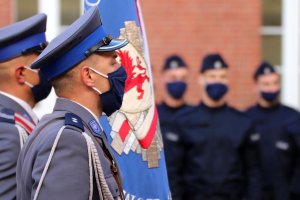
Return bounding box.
[136,0,155,103]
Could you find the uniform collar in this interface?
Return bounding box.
[53,97,103,131]
[161,102,187,112]
[0,91,38,124]
[200,101,227,112]
[71,99,101,126]
[256,103,281,112]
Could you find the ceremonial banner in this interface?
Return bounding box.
[84,1,171,199]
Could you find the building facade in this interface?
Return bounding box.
[0,0,298,111]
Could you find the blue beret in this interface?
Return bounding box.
[163,55,187,71]
[0,13,47,62]
[254,61,276,80]
[31,6,128,80]
[201,53,228,73]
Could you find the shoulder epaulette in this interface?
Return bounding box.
[0,108,15,124]
[65,113,84,132]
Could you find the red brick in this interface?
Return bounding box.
[0,0,13,27]
[141,0,261,110]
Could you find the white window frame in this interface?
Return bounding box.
[281,0,300,109]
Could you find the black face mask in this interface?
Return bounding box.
[166,81,187,99]
[91,66,127,116]
[261,90,280,102]
[25,69,52,103]
[206,83,228,101]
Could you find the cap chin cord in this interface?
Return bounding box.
[84,35,113,57]
[21,42,48,55]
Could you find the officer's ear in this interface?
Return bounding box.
[15,66,26,84]
[80,65,95,87]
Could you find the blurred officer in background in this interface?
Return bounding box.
[245,61,300,200]
[175,53,261,200]
[157,55,191,198]
[0,14,51,200]
[16,7,128,200]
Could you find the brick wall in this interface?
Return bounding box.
[141,0,261,110]
[0,0,13,27]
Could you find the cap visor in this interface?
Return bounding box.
[96,38,128,52]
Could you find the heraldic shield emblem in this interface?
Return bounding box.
[108,21,163,168]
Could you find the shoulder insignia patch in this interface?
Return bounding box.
[89,119,102,137]
[65,113,84,132]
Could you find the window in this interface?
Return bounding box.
[261,0,282,66]
[16,0,81,28]
[61,0,81,26]
[16,0,38,21]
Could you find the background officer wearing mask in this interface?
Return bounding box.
[0,14,51,200]
[245,62,300,200]
[176,53,261,200]
[157,55,191,198]
[17,7,128,200]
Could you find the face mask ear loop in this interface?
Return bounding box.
[89,67,106,95]
[92,87,103,95]
[23,66,39,88]
[24,66,39,74]
[24,81,34,88]
[89,67,108,79]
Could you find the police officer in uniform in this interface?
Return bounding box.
[0,14,52,200]
[16,7,128,200]
[176,53,261,200]
[245,62,300,200]
[157,55,192,198]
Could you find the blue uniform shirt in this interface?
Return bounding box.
[157,103,193,200]
[174,103,261,200]
[246,104,300,200]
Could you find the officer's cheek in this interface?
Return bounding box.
[25,70,40,85]
[97,76,111,93]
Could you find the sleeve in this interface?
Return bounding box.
[0,123,21,200]
[284,117,300,196]
[162,121,186,200]
[31,127,91,200]
[241,123,262,200]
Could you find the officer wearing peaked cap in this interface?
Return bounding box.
[16,6,128,200]
[174,53,261,200]
[157,55,192,198]
[0,14,52,200]
[245,61,300,200]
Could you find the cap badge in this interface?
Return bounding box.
[170,60,179,69]
[214,61,222,69]
[264,67,271,74]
